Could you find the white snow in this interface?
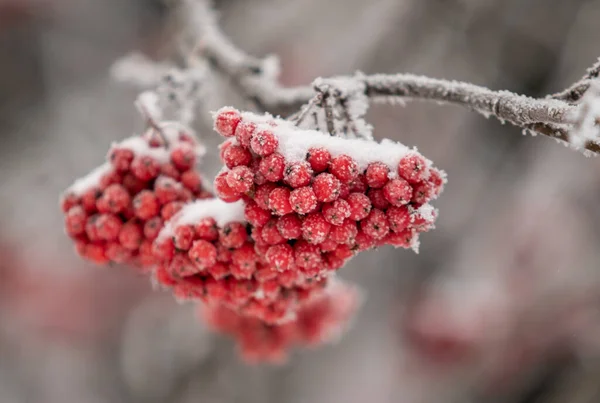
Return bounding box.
[157,199,246,241]
[66,163,112,195]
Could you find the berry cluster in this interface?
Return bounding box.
[213,107,446,279]
[61,127,211,269]
[201,280,360,363]
[152,199,329,324]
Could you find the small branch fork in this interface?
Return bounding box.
[180,0,600,155]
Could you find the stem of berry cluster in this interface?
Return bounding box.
[179,0,600,155]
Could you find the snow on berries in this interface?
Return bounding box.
[212,107,447,274]
[60,126,211,268]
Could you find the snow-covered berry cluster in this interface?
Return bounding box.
[153,199,328,324]
[201,280,360,363]
[61,127,211,269]
[213,107,446,277]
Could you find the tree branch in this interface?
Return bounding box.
[551,58,600,103]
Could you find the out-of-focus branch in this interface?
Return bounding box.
[551,58,600,103]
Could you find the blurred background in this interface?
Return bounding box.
[2,0,600,402]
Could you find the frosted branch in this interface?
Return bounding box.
[551,58,600,103]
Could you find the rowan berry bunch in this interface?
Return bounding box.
[61,126,211,269]
[213,107,446,280]
[201,280,360,363]
[153,199,330,324]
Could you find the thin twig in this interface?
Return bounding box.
[551,58,600,103]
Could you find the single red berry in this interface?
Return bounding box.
[160,162,181,179]
[249,158,266,186]
[152,237,175,261]
[85,215,101,241]
[265,244,295,271]
[174,276,205,300]
[319,237,338,252]
[194,217,219,241]
[138,240,157,267]
[329,155,358,184]
[322,199,351,226]
[259,153,286,182]
[214,171,242,202]
[232,243,259,273]
[294,241,323,271]
[81,187,102,213]
[261,280,281,301]
[119,221,143,250]
[284,161,313,188]
[105,242,131,263]
[365,162,390,188]
[131,155,161,181]
[338,182,350,199]
[181,170,203,193]
[205,277,228,300]
[411,181,433,206]
[229,279,256,304]
[398,153,429,184]
[170,145,196,171]
[411,208,436,233]
[428,167,445,198]
[154,265,178,287]
[61,192,80,213]
[261,219,286,245]
[216,242,233,262]
[312,173,341,203]
[383,178,413,206]
[133,190,159,220]
[361,209,390,240]
[334,244,354,260]
[96,184,130,214]
[276,214,302,239]
[99,170,123,188]
[173,224,196,250]
[208,262,229,279]
[301,212,332,244]
[95,213,122,241]
[65,206,87,237]
[306,147,331,173]
[254,183,277,209]
[161,201,184,221]
[168,253,197,277]
[244,201,271,227]
[346,193,372,221]
[220,222,248,249]
[353,229,376,251]
[385,230,414,248]
[226,166,254,194]
[330,219,358,245]
[122,174,147,194]
[349,174,368,193]
[109,147,134,172]
[250,129,279,156]
[214,107,241,137]
[235,120,256,148]
[255,265,278,282]
[222,144,252,168]
[289,186,318,215]
[154,175,182,204]
[386,205,411,233]
[84,244,109,264]
[323,252,345,271]
[268,187,293,216]
[143,217,163,240]
[367,188,390,210]
[188,239,217,269]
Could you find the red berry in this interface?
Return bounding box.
[276,214,302,240]
[95,213,122,241]
[168,253,197,277]
[81,187,102,213]
[322,199,351,226]
[411,182,433,206]
[154,176,182,204]
[65,206,87,237]
[231,243,259,274]
[428,168,445,198]
[284,162,313,188]
[346,193,372,221]
[131,155,160,181]
[360,209,390,240]
[266,244,294,271]
[259,153,285,182]
[216,242,233,262]
[105,242,131,263]
[96,184,131,214]
[222,144,252,168]
[173,224,195,250]
[306,147,331,173]
[109,148,134,172]
[152,238,175,261]
[160,163,180,179]
[133,190,159,220]
[205,277,228,300]
[119,221,143,250]
[138,240,158,267]
[261,219,286,245]
[250,129,278,156]
[122,174,146,194]
[250,158,266,186]
[214,171,242,202]
[354,230,376,251]
[155,265,178,287]
[383,178,413,206]
[235,121,256,148]
[84,244,109,264]
[208,262,228,279]
[386,205,411,233]
[214,107,241,137]
[365,162,390,188]
[99,170,123,188]
[226,166,254,194]
[329,155,358,184]
[195,217,219,241]
[85,215,101,241]
[143,217,163,240]
[268,187,293,216]
[254,183,277,210]
[188,239,217,269]
[219,222,248,249]
[294,241,323,271]
[398,153,429,184]
[411,208,436,233]
[61,192,80,213]
[170,145,196,171]
[312,173,341,203]
[161,201,184,220]
[244,201,271,227]
[301,213,331,244]
[367,188,390,210]
[181,170,203,193]
[385,230,414,248]
[330,219,358,245]
[289,186,318,215]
